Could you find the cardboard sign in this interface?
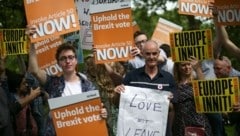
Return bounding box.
[170,29,213,62]
[48,90,108,136]
[193,77,240,113]
[24,0,80,43]
[35,36,63,75]
[151,17,183,46]
[0,29,28,55]
[214,0,240,25]
[76,0,131,50]
[75,0,93,50]
[178,0,213,17]
[90,2,134,64]
[117,86,170,136]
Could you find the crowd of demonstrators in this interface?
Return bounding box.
[2,5,240,136]
[115,6,240,136]
[114,40,177,136]
[198,4,240,136]
[211,4,240,113]
[1,31,239,136]
[84,55,125,136]
[172,57,212,136]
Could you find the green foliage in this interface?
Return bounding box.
[223,26,240,70]
[132,7,159,37]
[132,0,177,12]
[0,0,26,28]
[0,0,26,72]
[159,8,190,30]
[132,0,178,37]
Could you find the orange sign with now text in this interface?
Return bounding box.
[91,2,134,64]
[24,0,80,43]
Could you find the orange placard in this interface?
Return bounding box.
[151,17,182,46]
[24,0,80,43]
[90,2,134,64]
[214,0,240,25]
[178,0,213,17]
[48,91,108,136]
[35,36,63,75]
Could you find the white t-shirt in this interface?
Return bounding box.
[62,81,82,96]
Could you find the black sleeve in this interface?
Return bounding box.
[9,100,22,115]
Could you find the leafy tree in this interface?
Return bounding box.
[132,6,159,37]
[132,0,177,37]
[0,0,26,28]
[0,0,26,73]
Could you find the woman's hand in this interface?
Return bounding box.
[29,87,41,100]
[114,84,125,94]
[188,56,201,71]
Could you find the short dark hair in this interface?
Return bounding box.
[133,31,147,39]
[6,69,24,93]
[160,44,171,57]
[55,42,77,61]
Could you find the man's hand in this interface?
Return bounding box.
[25,25,37,38]
[130,47,141,57]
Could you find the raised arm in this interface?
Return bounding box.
[189,56,205,80]
[211,3,240,59]
[210,3,223,59]
[215,24,240,60]
[26,26,47,85]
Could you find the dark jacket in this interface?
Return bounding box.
[0,87,15,136]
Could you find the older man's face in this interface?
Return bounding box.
[142,42,160,68]
[213,59,231,78]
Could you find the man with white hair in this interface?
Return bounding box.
[114,40,177,136]
[213,55,240,135]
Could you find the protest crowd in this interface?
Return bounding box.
[1,0,240,136]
